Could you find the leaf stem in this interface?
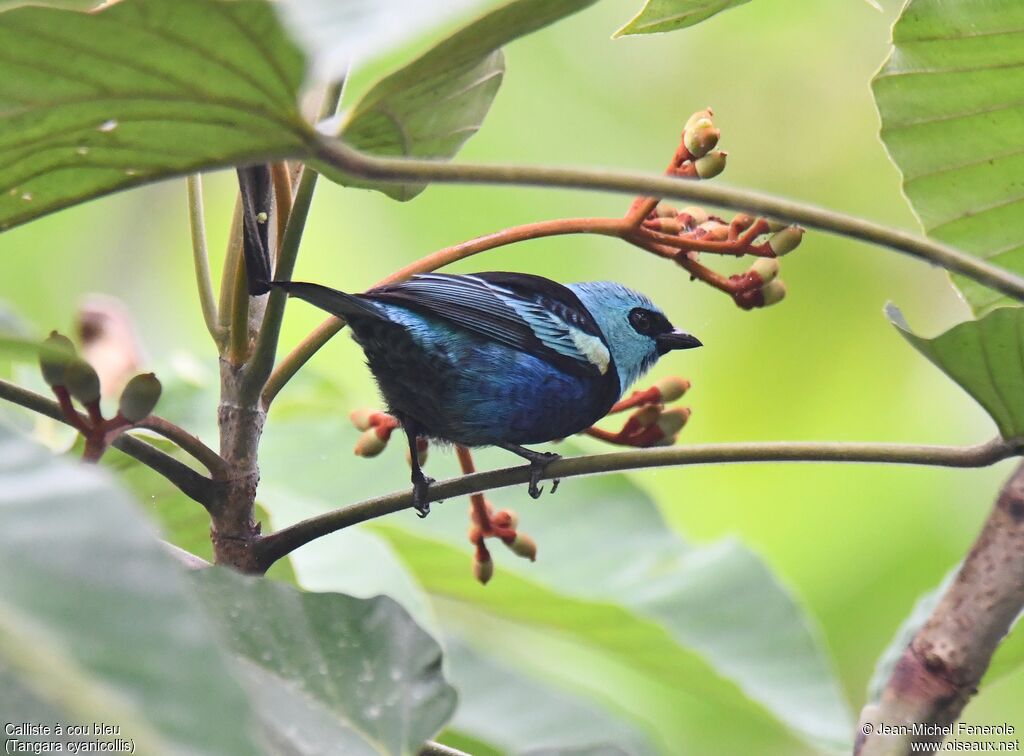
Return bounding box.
[269,161,293,249]
[227,249,251,365]
[217,196,244,329]
[185,175,223,347]
[312,137,1024,303]
[253,437,1019,570]
[0,379,217,509]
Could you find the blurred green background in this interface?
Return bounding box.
[2,0,1021,751]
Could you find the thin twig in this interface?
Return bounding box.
[227,248,251,365]
[269,161,293,250]
[133,415,227,478]
[217,198,251,365]
[262,316,343,406]
[242,84,344,405]
[0,379,216,509]
[312,137,1024,303]
[253,437,1019,571]
[185,174,223,347]
[856,460,1024,755]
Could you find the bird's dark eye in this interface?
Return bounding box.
[628,308,655,335]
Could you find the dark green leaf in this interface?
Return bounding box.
[614,0,750,37]
[335,0,599,201]
[873,1,1024,314]
[258,406,851,752]
[442,634,654,755]
[0,0,312,233]
[0,425,261,755]
[888,304,1024,438]
[191,567,458,755]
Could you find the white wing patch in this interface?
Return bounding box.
[569,328,611,374]
[488,283,611,374]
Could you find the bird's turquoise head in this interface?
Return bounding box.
[568,281,701,393]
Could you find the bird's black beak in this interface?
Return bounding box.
[656,330,702,355]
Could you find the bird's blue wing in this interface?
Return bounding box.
[365,272,613,377]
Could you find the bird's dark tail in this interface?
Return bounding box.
[237,164,273,296]
[270,281,383,322]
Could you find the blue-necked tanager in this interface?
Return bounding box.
[272,272,701,516]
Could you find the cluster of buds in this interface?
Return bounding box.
[583,375,691,448]
[676,108,727,179]
[349,408,429,467]
[468,498,536,585]
[39,331,162,461]
[641,201,802,310]
[625,107,805,310]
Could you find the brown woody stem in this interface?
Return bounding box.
[0,379,216,508]
[856,461,1024,755]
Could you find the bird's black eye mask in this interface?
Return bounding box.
[628,307,673,337]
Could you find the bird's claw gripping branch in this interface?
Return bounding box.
[347,371,693,585]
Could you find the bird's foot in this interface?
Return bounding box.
[526,451,561,499]
[412,474,436,518]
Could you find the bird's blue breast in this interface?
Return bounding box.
[352,304,620,446]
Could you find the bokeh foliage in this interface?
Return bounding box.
[2,0,1024,754]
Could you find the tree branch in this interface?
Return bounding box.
[0,379,217,509]
[133,414,228,479]
[856,460,1024,755]
[312,137,1024,304]
[253,437,1019,571]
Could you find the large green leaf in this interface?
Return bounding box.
[191,568,458,755]
[0,425,262,755]
[258,403,852,753]
[376,516,851,752]
[336,0,600,201]
[0,0,312,232]
[0,0,594,228]
[440,634,655,754]
[888,304,1024,439]
[614,0,751,37]
[873,1,1024,314]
